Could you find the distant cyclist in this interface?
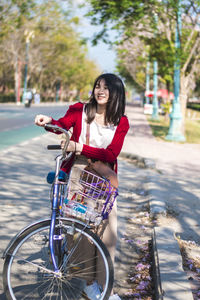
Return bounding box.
[24,89,33,108]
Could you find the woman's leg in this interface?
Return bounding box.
[96,200,117,286]
[101,201,117,264]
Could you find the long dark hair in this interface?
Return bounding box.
[85,73,126,125]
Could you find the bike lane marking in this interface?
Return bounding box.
[0,125,44,151]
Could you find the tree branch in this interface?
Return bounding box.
[182,34,200,74]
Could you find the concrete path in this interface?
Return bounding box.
[123,103,200,240]
[123,103,200,299]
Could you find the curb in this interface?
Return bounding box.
[120,152,194,300]
[0,102,67,107]
[120,151,166,216]
[153,227,194,300]
[120,152,156,169]
[147,174,167,217]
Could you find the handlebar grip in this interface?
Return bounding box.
[45,124,53,131]
[47,145,61,150]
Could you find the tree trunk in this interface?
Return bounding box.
[14,60,18,103]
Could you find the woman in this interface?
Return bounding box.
[35,73,129,300]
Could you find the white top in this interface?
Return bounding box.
[79,108,117,148]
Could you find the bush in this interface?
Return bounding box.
[0,94,15,103]
[161,102,171,115]
[187,103,200,111]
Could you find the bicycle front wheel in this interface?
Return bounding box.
[3,218,113,300]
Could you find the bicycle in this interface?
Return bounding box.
[2,124,118,300]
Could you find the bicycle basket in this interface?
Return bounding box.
[62,166,118,225]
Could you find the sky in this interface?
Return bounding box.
[72,1,117,73]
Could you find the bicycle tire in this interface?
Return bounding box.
[3,218,114,300]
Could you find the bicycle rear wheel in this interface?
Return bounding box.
[3,218,113,300]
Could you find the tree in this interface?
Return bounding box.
[0,0,36,100]
[0,0,35,35]
[0,0,100,102]
[116,38,147,91]
[86,0,200,132]
[28,1,99,100]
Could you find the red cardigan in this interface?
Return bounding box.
[51,102,129,173]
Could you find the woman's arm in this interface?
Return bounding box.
[81,116,129,163]
[37,102,84,154]
[34,103,83,129]
[51,102,83,131]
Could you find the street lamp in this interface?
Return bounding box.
[22,30,35,104]
[56,82,60,102]
[151,14,159,120]
[165,1,185,141]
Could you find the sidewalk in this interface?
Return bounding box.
[122,103,200,299]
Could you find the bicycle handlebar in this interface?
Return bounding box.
[45,124,70,157]
[44,124,69,136]
[47,145,61,150]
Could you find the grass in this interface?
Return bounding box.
[185,119,200,143]
[147,109,200,143]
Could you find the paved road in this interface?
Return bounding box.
[0,103,68,150]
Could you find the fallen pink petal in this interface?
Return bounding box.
[136,280,149,290]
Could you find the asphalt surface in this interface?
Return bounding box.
[0,103,68,150]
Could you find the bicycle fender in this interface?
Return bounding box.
[61,217,92,228]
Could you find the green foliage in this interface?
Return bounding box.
[116,62,142,92]
[0,0,35,35]
[86,0,200,96]
[194,78,200,96]
[0,0,100,102]
[161,102,171,115]
[147,35,175,87]
[187,103,200,111]
[87,0,157,28]
[0,93,15,103]
[85,0,177,88]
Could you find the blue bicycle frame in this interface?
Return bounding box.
[49,155,62,272]
[45,125,71,273]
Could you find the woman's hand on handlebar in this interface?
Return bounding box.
[35,114,52,127]
[61,140,83,154]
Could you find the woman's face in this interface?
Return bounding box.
[94,79,109,107]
